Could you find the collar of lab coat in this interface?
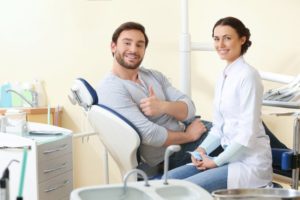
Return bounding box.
[223,56,245,78]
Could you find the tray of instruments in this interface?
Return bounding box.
[263,100,300,109]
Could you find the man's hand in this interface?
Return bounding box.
[185,119,207,142]
[140,86,165,117]
[163,119,207,147]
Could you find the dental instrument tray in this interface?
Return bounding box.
[27,122,72,136]
[263,100,300,109]
[28,130,63,136]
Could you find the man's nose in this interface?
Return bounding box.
[129,44,138,52]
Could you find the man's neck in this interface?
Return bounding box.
[112,63,140,83]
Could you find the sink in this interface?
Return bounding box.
[70,179,213,200]
[71,185,153,200]
[155,181,213,200]
[156,185,203,200]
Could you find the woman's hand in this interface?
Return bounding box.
[195,152,217,170]
[191,147,206,166]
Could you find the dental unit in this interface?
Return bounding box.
[6,89,38,108]
[163,145,181,185]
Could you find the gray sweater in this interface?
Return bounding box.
[96,67,196,166]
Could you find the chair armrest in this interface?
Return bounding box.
[272,148,293,171]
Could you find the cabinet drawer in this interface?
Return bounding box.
[39,170,73,200]
[38,153,73,183]
[37,136,72,161]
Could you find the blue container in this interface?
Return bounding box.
[0,83,12,108]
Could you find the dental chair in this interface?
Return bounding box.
[70,77,299,188]
[69,78,142,182]
[261,72,300,189]
[271,140,299,189]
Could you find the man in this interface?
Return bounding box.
[96,21,209,169]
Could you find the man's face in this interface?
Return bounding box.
[111,29,146,70]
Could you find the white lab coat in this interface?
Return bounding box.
[209,57,273,188]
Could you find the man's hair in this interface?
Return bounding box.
[112,22,149,48]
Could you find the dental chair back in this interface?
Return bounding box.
[70,78,141,179]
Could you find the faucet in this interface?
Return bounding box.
[163,145,181,185]
[6,89,38,107]
[123,169,150,194]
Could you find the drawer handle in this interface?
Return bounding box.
[43,144,68,154]
[44,180,70,193]
[44,163,67,173]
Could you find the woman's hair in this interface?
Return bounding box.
[112,21,149,48]
[212,17,252,55]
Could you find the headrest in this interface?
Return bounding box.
[69,78,98,110]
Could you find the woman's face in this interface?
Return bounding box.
[213,25,246,64]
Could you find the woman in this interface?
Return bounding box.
[166,17,273,192]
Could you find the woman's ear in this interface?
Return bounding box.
[240,36,246,45]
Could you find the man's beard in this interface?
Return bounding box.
[115,51,143,70]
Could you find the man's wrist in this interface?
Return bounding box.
[161,101,168,115]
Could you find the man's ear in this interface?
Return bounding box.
[111,42,116,54]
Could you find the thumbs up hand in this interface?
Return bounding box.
[140,86,165,117]
[148,85,155,97]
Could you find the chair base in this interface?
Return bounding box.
[271,182,283,188]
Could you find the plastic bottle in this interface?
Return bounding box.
[0,82,12,108]
[0,85,1,105]
[11,82,23,107]
[2,168,9,200]
[21,82,33,107]
[33,79,47,107]
[0,179,7,200]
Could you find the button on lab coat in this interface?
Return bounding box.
[210,57,272,188]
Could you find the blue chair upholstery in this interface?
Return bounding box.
[272,148,295,178]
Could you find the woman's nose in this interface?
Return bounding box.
[218,40,225,47]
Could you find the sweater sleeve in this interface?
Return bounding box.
[213,142,246,166]
[199,133,221,155]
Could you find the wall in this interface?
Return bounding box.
[1,0,299,188]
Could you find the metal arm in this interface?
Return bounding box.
[6,89,38,107]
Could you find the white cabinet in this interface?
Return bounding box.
[0,124,73,200]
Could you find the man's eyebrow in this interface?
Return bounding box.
[121,38,145,44]
[137,40,145,44]
[121,38,133,42]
